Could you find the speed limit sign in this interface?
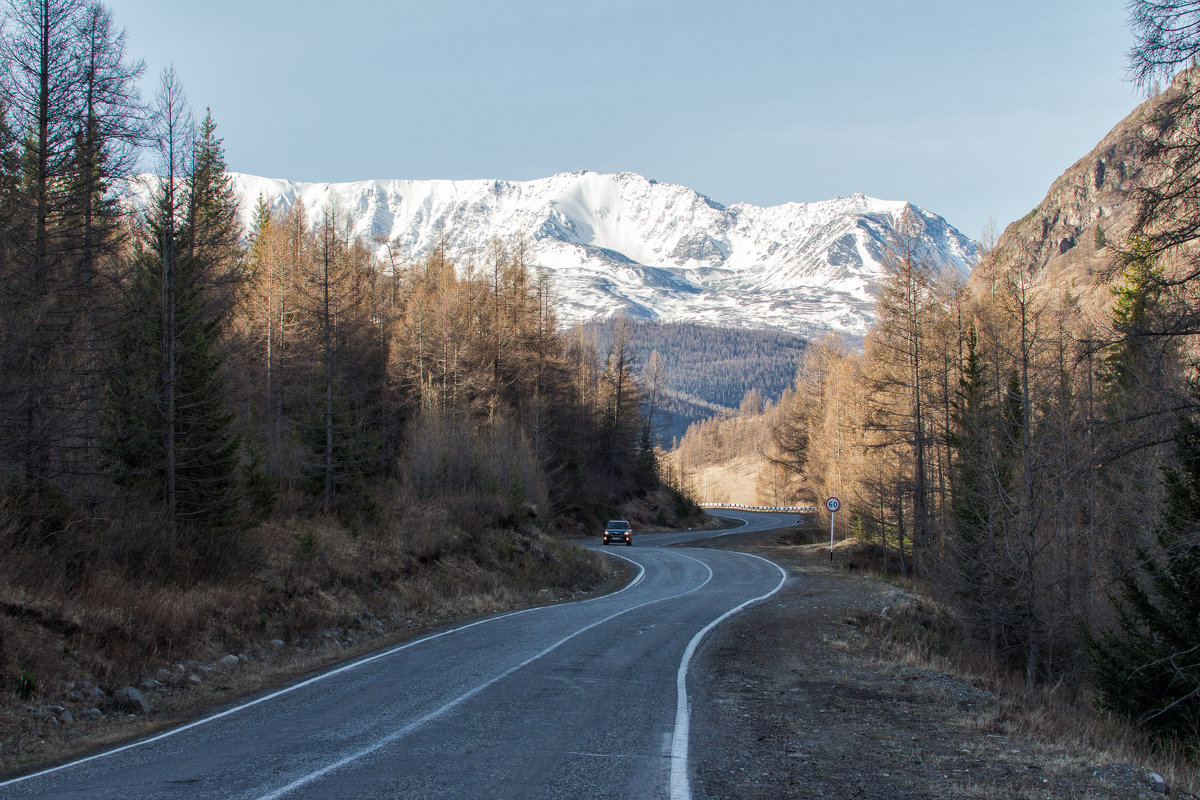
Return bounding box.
[826,497,840,561]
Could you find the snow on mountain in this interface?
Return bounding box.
[158,170,981,338]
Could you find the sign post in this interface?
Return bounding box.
[825,496,840,561]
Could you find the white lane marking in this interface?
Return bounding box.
[0,557,649,791]
[253,551,712,799]
[668,551,789,800]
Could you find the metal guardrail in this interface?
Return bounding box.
[699,503,818,513]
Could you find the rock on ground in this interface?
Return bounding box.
[111,687,150,716]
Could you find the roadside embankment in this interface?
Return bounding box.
[0,501,630,778]
[688,528,1197,799]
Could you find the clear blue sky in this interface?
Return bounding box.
[104,0,1140,241]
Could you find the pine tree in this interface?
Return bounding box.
[184,109,240,277]
[602,317,642,496]
[104,71,240,564]
[947,326,1001,642]
[1102,239,1168,400]
[1087,407,1200,742]
[296,205,376,516]
[1,0,91,482]
[70,1,144,284]
[865,208,938,572]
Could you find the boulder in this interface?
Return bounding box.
[112,686,150,715]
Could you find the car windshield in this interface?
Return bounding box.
[607,521,629,530]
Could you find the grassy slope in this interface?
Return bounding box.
[0,488,711,776]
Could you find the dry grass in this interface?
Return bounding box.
[0,487,617,776]
[679,531,1191,798]
[857,579,1200,797]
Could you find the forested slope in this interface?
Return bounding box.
[689,52,1200,756]
[580,320,807,441]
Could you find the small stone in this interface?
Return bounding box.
[79,708,103,721]
[218,654,240,669]
[68,690,84,702]
[37,705,69,722]
[268,639,285,650]
[187,673,202,684]
[237,653,248,663]
[1149,772,1169,794]
[156,668,171,681]
[112,686,150,715]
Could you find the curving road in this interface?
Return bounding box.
[1,511,794,800]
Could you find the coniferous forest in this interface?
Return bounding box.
[0,0,688,723]
[582,319,807,441]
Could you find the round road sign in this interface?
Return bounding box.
[826,497,841,513]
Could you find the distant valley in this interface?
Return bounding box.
[580,320,806,441]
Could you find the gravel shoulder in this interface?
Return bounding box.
[687,530,1190,800]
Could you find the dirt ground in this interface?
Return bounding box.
[688,528,1196,800]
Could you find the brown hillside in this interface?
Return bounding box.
[980,68,1200,311]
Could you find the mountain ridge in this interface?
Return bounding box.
[982,68,1200,314]
[135,169,981,339]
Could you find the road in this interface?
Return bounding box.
[1,511,794,800]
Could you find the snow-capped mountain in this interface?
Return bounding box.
[178,170,980,338]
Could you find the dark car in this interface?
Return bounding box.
[603,519,632,546]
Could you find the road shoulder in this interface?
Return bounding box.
[688,532,1179,799]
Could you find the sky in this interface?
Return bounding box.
[102,0,1141,242]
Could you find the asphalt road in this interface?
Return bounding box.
[1,511,794,800]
